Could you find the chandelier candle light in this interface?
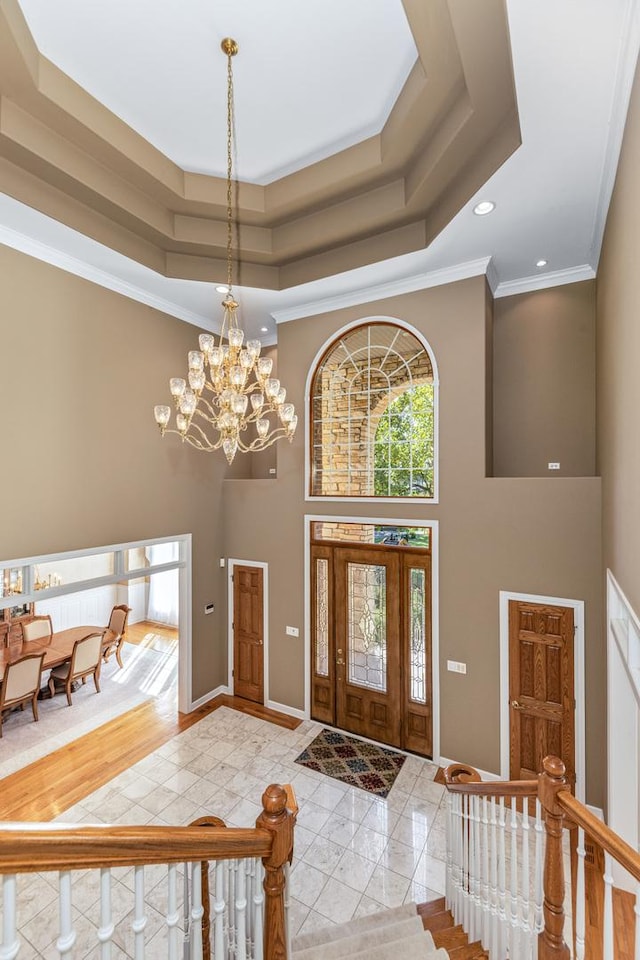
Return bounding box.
[153,38,297,464]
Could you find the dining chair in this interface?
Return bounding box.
[0,652,46,737]
[48,631,103,706]
[102,604,131,669]
[21,615,53,643]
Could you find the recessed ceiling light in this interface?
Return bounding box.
[260,326,269,333]
[536,259,548,268]
[216,285,229,294]
[473,200,495,216]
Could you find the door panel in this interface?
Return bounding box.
[403,556,432,756]
[233,565,264,704]
[509,600,575,786]
[310,545,334,724]
[335,548,401,747]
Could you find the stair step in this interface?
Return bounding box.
[417,898,447,919]
[421,911,454,933]
[432,925,467,949]
[447,942,487,960]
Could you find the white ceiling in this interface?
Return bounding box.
[1,0,639,341]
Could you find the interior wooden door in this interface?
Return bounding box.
[334,547,401,747]
[233,565,264,704]
[509,599,575,787]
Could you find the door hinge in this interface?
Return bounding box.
[232,669,234,677]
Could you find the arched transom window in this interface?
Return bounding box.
[310,322,436,499]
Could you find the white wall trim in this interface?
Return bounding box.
[303,315,440,505]
[304,514,440,764]
[272,258,491,324]
[589,0,640,269]
[227,558,270,705]
[266,700,307,721]
[0,223,214,330]
[499,591,586,803]
[190,684,230,710]
[493,265,596,299]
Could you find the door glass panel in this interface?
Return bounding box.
[315,558,329,677]
[409,568,427,703]
[347,562,387,692]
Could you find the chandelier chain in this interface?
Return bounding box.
[226,46,234,293]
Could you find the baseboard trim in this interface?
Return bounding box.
[189,685,229,711]
[439,756,501,781]
[266,700,307,721]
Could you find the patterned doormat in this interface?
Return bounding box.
[294,728,405,798]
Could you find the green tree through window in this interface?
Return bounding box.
[374,384,434,497]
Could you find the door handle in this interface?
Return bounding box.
[336,648,344,666]
[511,699,523,710]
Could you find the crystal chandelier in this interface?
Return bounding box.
[153,38,297,464]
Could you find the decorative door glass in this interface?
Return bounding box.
[315,558,329,676]
[347,562,387,691]
[409,567,427,703]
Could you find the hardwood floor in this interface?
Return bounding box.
[0,694,299,822]
[125,620,179,654]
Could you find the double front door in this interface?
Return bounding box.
[310,542,432,757]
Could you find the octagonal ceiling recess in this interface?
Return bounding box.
[0,0,520,290]
[15,0,418,185]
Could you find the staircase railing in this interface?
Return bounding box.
[0,782,296,960]
[444,756,640,960]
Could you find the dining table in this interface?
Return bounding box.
[0,626,105,684]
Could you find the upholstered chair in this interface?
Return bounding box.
[21,615,53,643]
[48,631,103,706]
[0,652,46,736]
[102,604,131,669]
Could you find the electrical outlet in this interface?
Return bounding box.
[204,603,214,615]
[286,626,299,637]
[548,462,560,470]
[447,660,467,674]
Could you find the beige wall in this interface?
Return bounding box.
[597,58,640,617]
[0,244,229,701]
[223,276,605,806]
[493,282,596,477]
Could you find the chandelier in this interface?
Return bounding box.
[153,38,297,464]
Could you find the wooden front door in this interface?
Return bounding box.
[310,540,432,756]
[233,565,264,704]
[509,599,575,787]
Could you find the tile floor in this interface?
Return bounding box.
[14,707,448,956]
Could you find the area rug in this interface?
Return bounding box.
[294,728,405,798]
[0,641,177,779]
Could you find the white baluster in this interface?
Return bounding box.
[498,798,507,959]
[1,874,20,960]
[97,867,114,959]
[454,794,463,921]
[574,827,586,960]
[634,880,640,960]
[521,797,531,954]
[191,862,203,960]
[246,859,254,956]
[236,856,247,960]
[462,794,470,934]
[489,798,499,958]
[253,860,264,960]
[132,865,147,960]
[534,799,544,935]
[509,797,519,959]
[228,859,237,957]
[213,860,226,960]
[603,851,614,960]
[481,795,490,947]
[57,870,76,958]
[166,864,179,960]
[446,792,453,911]
[473,795,482,940]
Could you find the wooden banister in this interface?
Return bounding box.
[557,791,640,882]
[257,783,296,960]
[538,756,570,960]
[444,762,538,797]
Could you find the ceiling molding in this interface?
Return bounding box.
[493,265,596,300]
[271,257,492,324]
[0,223,213,329]
[589,0,640,269]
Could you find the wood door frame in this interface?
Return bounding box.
[304,514,440,763]
[227,559,269,705]
[499,590,585,802]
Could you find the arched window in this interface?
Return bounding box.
[309,321,437,499]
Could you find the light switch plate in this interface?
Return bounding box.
[447,660,467,674]
[548,462,560,470]
[286,626,299,637]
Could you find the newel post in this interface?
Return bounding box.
[257,784,294,960]
[538,756,570,960]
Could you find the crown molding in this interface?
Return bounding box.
[271,257,492,324]
[589,0,640,268]
[0,224,214,330]
[493,264,596,299]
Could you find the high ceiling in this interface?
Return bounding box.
[0,0,638,340]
